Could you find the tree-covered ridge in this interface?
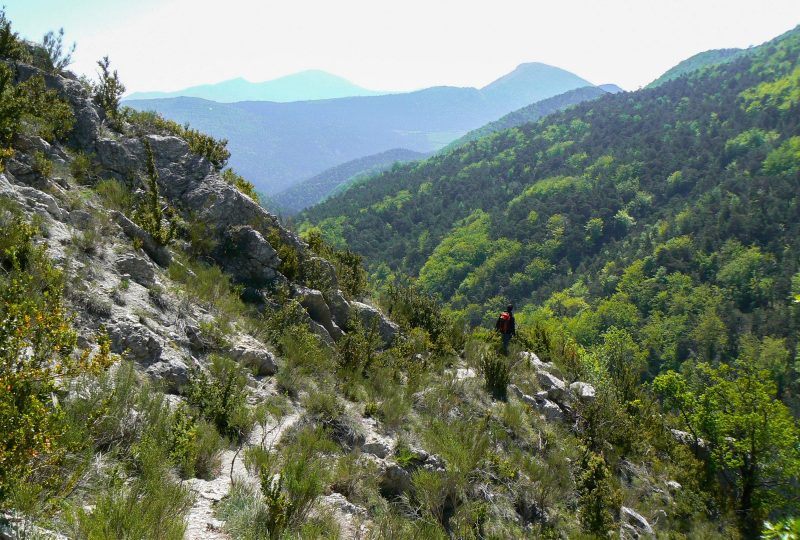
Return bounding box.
[646,48,746,88]
[304,24,800,317]
[442,85,611,152]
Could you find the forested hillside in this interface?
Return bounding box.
[302,27,800,534]
[443,86,613,151]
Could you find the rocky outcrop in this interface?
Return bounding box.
[620,506,655,538]
[229,336,278,376]
[218,226,280,287]
[350,301,399,347]
[114,253,156,287]
[111,211,172,267]
[293,286,344,340]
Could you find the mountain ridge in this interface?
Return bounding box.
[124,69,385,103]
[125,62,600,194]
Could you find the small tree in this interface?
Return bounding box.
[133,139,177,246]
[93,56,125,120]
[41,27,75,73]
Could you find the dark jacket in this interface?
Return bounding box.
[495,311,516,335]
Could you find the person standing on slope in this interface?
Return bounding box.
[495,304,516,356]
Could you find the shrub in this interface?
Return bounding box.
[222,168,259,202]
[576,451,622,536]
[69,151,98,185]
[41,27,75,73]
[257,426,337,539]
[0,205,112,502]
[93,56,125,121]
[133,139,177,246]
[95,178,133,213]
[480,352,510,401]
[304,228,368,298]
[31,150,52,177]
[170,405,224,480]
[185,354,253,443]
[67,445,193,540]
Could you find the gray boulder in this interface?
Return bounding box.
[380,464,412,498]
[230,338,278,376]
[621,507,654,537]
[350,301,398,347]
[536,370,567,402]
[218,226,280,287]
[520,351,563,378]
[145,357,190,392]
[115,253,156,287]
[294,286,343,340]
[110,211,172,267]
[108,320,163,365]
[326,289,352,330]
[569,381,596,402]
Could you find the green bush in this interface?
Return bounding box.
[95,178,132,213]
[170,405,224,480]
[480,352,510,401]
[67,442,193,540]
[304,228,368,298]
[222,168,259,202]
[0,202,112,502]
[133,139,177,246]
[69,151,98,185]
[185,354,253,443]
[41,27,75,73]
[576,451,621,536]
[93,56,125,121]
[31,151,52,177]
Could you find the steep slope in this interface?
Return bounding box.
[273,148,428,213]
[124,70,384,102]
[647,48,745,88]
[125,63,596,194]
[443,85,612,151]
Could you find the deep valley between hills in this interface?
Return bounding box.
[1,10,799,540]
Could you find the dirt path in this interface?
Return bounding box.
[184,412,300,539]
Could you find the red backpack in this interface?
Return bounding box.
[497,311,512,334]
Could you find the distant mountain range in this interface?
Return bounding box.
[124,70,385,103]
[125,63,599,194]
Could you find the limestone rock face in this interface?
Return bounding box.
[111,211,172,267]
[349,301,398,347]
[115,253,156,287]
[326,289,352,330]
[229,336,278,376]
[293,286,343,340]
[218,226,280,287]
[108,319,163,365]
[536,370,567,402]
[620,506,654,538]
[569,381,596,402]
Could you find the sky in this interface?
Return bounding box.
[5,0,800,94]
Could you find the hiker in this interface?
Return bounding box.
[495,304,516,355]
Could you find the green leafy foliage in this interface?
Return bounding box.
[0,201,112,504]
[133,139,177,246]
[221,168,260,202]
[185,354,253,443]
[93,56,125,121]
[41,28,75,73]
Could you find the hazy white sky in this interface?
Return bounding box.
[6,0,800,94]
